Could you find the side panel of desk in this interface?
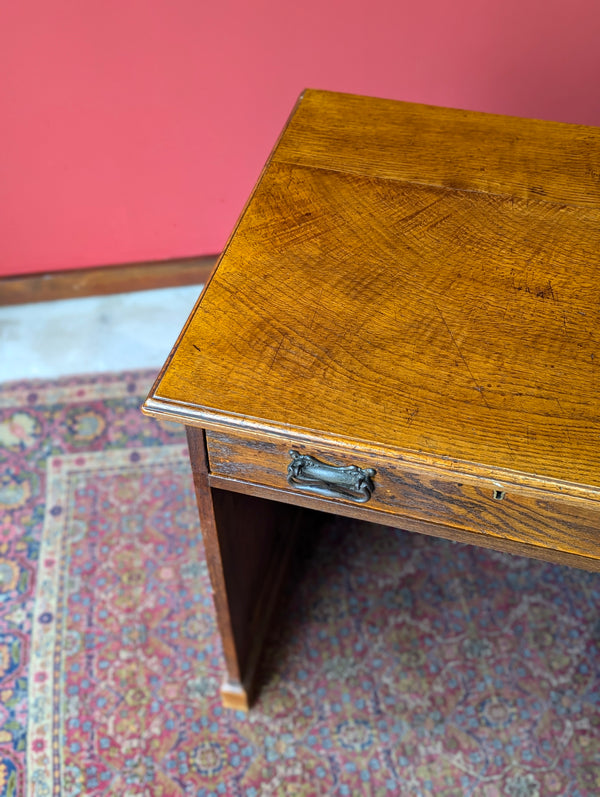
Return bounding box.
[185,426,307,710]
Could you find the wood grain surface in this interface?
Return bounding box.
[206,428,600,566]
[149,143,600,496]
[274,90,600,209]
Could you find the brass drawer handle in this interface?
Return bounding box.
[287,450,376,503]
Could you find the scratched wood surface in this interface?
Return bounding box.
[146,90,600,499]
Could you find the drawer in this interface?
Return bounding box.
[205,428,600,563]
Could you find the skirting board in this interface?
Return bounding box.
[0,255,219,306]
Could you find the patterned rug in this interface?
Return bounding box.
[1,371,600,796]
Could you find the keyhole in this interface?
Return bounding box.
[493,490,506,501]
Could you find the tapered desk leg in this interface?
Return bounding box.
[186,426,303,710]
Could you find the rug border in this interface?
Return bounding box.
[26,444,189,796]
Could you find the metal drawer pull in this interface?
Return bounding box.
[287,450,376,503]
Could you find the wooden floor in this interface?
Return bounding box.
[0,255,218,306]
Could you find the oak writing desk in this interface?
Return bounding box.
[143,90,600,710]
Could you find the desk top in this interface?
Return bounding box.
[145,90,600,500]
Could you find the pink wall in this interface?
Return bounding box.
[2,0,600,277]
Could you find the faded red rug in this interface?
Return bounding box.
[1,371,600,796]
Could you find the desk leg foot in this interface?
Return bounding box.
[186,426,303,710]
[221,679,251,712]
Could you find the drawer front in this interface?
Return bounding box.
[205,429,600,562]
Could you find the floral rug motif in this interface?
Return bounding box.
[1,371,600,796]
